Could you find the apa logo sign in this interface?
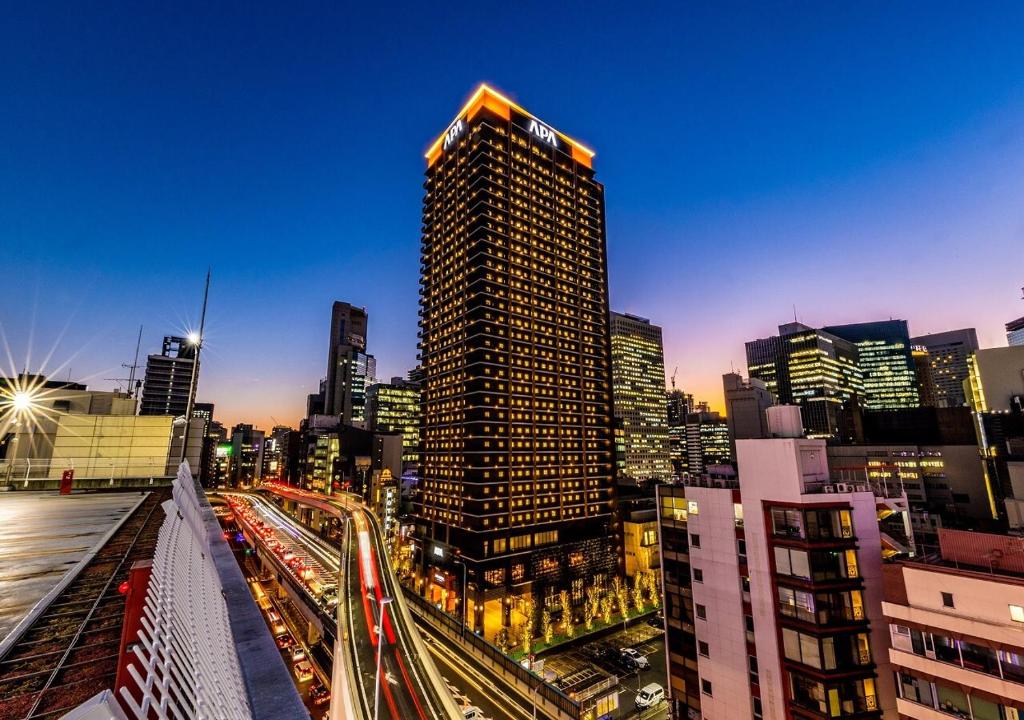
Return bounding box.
[528,119,558,147]
[443,119,464,150]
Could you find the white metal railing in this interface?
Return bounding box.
[118,463,252,719]
[60,463,306,720]
[1,456,174,482]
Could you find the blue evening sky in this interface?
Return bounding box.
[2,2,1023,426]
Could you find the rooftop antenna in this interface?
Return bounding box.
[793,304,798,323]
[105,325,144,396]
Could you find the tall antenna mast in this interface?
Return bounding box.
[127,325,143,396]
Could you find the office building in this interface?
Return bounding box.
[667,389,694,477]
[610,312,671,484]
[911,347,940,408]
[884,528,1024,719]
[685,410,732,476]
[366,377,421,467]
[656,411,910,720]
[414,84,619,640]
[723,372,773,456]
[139,336,196,417]
[911,328,979,407]
[1009,317,1024,347]
[746,322,864,438]
[827,444,990,541]
[229,423,264,486]
[323,301,375,424]
[823,321,920,411]
[966,346,1024,526]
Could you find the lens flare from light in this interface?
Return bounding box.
[12,391,34,412]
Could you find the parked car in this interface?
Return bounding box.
[463,707,486,720]
[293,660,314,682]
[290,645,306,663]
[620,647,650,670]
[635,683,664,709]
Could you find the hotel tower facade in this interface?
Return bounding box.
[414,85,620,640]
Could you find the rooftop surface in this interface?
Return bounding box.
[0,493,141,641]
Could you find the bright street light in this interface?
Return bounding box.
[186,331,201,345]
[12,391,34,413]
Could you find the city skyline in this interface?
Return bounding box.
[3,4,1024,429]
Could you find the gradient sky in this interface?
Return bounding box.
[3,2,1024,429]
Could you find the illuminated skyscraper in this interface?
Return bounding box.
[823,321,920,410]
[610,312,671,484]
[324,301,374,425]
[415,85,619,639]
[366,377,421,467]
[746,322,863,438]
[910,328,979,407]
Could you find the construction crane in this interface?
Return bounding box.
[670,366,678,391]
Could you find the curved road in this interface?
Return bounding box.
[260,484,460,720]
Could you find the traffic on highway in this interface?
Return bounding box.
[221,485,464,720]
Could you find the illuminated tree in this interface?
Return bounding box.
[600,594,613,625]
[559,590,574,638]
[632,575,645,612]
[521,596,535,654]
[613,576,629,618]
[542,608,553,644]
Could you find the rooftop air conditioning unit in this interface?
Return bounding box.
[835,483,853,493]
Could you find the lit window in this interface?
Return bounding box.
[1011,605,1024,623]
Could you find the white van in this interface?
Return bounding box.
[635,683,664,709]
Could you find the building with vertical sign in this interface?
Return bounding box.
[414,85,620,641]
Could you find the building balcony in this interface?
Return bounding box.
[889,646,1024,705]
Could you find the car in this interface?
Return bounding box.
[290,645,306,663]
[293,660,314,682]
[275,635,294,649]
[309,682,331,706]
[620,647,650,670]
[463,707,486,720]
[271,621,288,637]
[635,683,664,709]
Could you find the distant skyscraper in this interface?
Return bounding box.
[746,322,863,438]
[1008,316,1024,347]
[722,372,773,456]
[415,84,619,638]
[666,389,693,477]
[911,328,979,407]
[366,377,421,467]
[610,312,671,484]
[323,301,374,424]
[139,336,196,417]
[823,320,920,410]
[685,410,731,475]
[229,423,264,486]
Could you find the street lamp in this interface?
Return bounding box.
[452,555,467,637]
[180,270,210,467]
[368,593,393,720]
